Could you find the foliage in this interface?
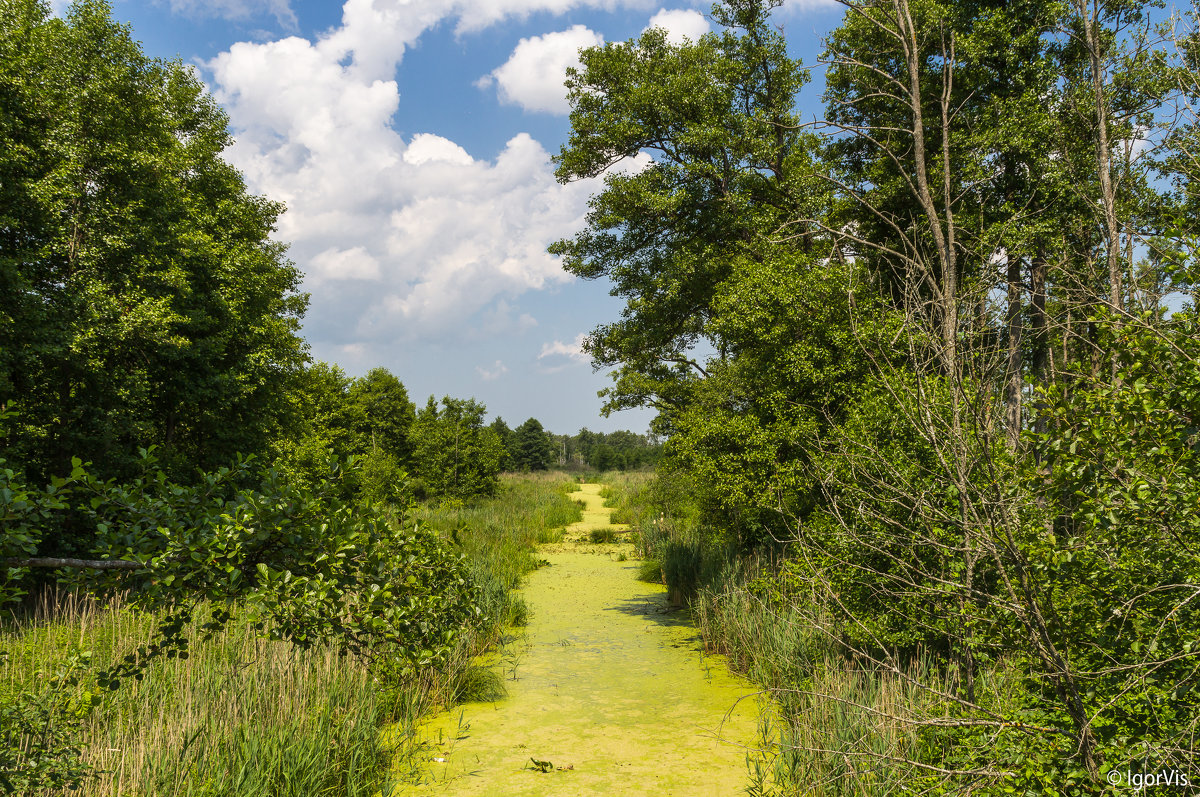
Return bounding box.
[552,0,824,418]
[0,452,481,786]
[489,417,516,471]
[348,367,416,465]
[0,649,94,793]
[410,396,503,501]
[0,0,308,486]
[555,428,662,471]
[272,362,416,500]
[1027,317,1200,773]
[560,0,1200,790]
[1,451,481,659]
[511,418,554,472]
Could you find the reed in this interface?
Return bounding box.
[1,473,584,794]
[605,472,958,796]
[1,593,386,797]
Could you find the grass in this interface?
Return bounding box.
[588,528,619,543]
[602,471,967,796]
[412,472,583,650]
[1,472,585,794]
[595,470,655,526]
[1,592,387,797]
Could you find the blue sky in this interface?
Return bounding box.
[82,0,845,435]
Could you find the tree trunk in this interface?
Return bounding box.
[1005,253,1023,448]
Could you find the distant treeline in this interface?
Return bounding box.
[489,420,662,472]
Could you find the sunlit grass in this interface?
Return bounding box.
[2,473,585,794]
[1,592,386,797]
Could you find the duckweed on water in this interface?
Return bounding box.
[394,484,770,796]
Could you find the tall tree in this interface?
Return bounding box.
[552,0,823,421]
[512,418,554,471]
[411,397,503,500]
[347,367,416,465]
[0,0,307,483]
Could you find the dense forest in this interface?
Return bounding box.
[2,0,1198,792]
[553,0,1200,791]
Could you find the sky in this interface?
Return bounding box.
[71,0,847,435]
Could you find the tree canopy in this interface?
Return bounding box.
[0,0,308,485]
[558,0,1200,788]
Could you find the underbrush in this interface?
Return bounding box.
[1,593,386,797]
[1,473,583,794]
[604,471,1029,796]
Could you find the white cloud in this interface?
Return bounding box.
[163,0,299,30]
[310,246,381,282]
[201,0,682,356]
[480,25,604,115]
[476,360,509,381]
[403,133,474,166]
[538,333,590,370]
[204,10,610,348]
[644,8,709,44]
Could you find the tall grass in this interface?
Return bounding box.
[1,593,387,797]
[411,472,582,643]
[594,469,654,526]
[376,472,584,782]
[604,472,953,796]
[1,473,584,794]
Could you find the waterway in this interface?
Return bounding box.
[395,482,764,796]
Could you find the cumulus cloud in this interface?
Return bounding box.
[476,360,509,381]
[538,333,590,371]
[203,1,622,349]
[479,25,604,115]
[644,8,709,44]
[310,246,381,282]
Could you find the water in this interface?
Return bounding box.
[395,484,764,796]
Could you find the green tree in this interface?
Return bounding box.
[0,0,307,485]
[411,397,503,500]
[511,418,554,471]
[551,0,823,420]
[272,362,361,492]
[489,417,516,471]
[347,367,416,463]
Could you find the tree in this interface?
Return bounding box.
[347,367,416,462]
[558,0,1199,789]
[0,451,481,788]
[489,417,516,471]
[552,0,824,420]
[410,397,503,500]
[511,418,554,471]
[0,0,307,485]
[272,362,361,493]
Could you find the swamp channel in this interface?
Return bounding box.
[394,483,766,796]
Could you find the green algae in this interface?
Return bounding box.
[392,483,765,796]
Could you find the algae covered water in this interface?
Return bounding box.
[397,483,764,795]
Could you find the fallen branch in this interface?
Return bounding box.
[4,557,144,571]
